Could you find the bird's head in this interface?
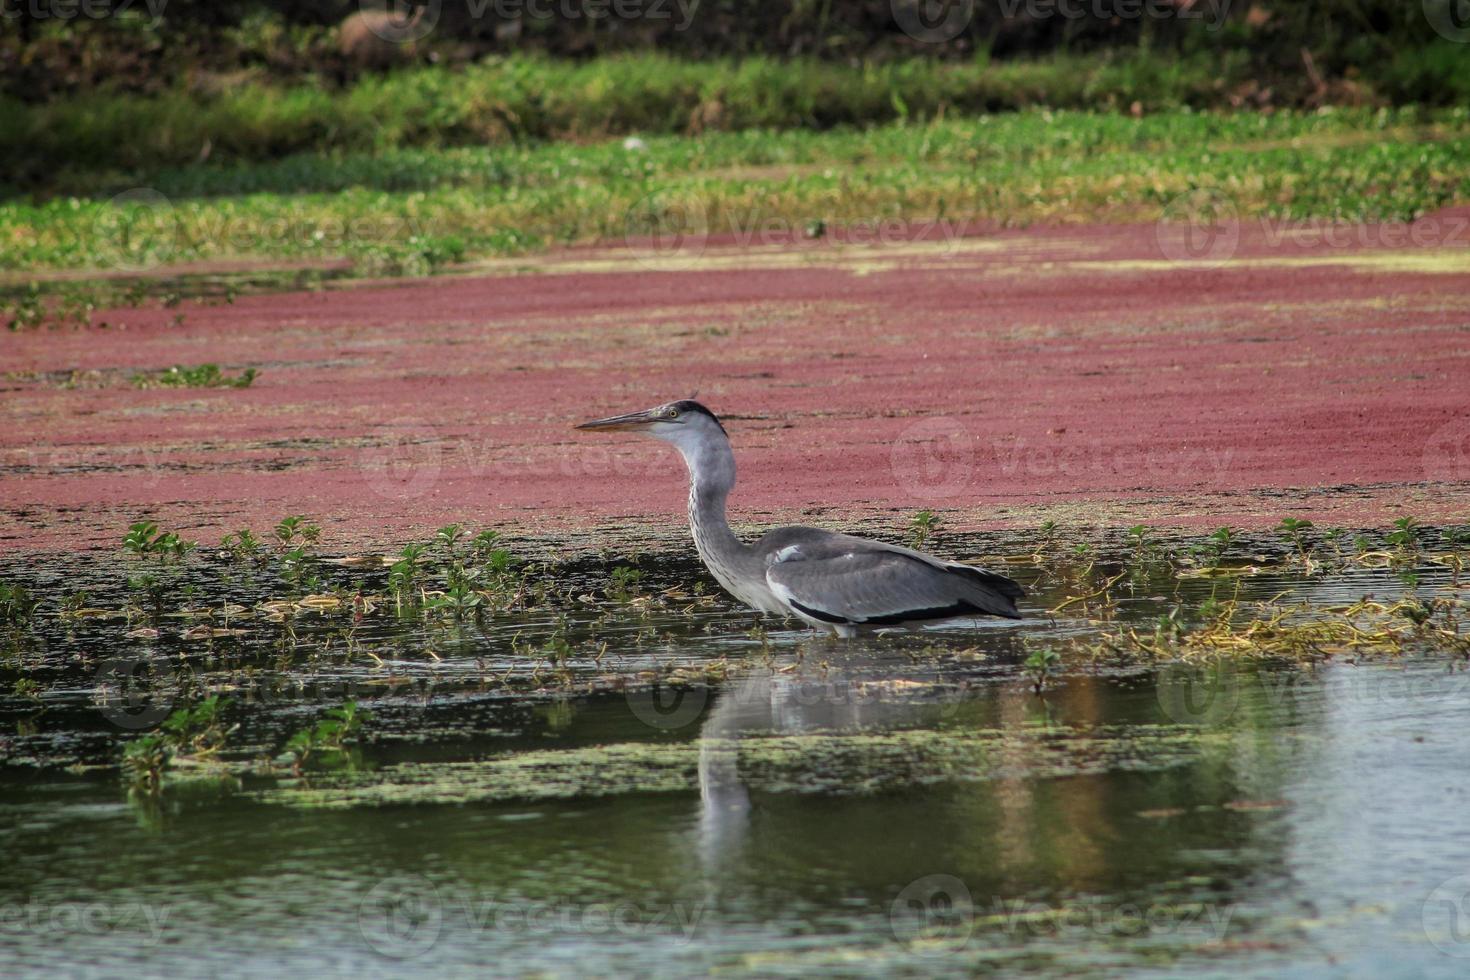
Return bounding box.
[575,399,727,451]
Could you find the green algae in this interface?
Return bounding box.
[254,725,1230,810]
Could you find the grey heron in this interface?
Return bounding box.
[576,400,1024,636]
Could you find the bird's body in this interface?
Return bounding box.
[577,400,1023,635]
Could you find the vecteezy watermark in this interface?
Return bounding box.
[619,194,970,269]
[1154,193,1470,266]
[1423,873,1470,957]
[0,902,174,945]
[16,444,166,489]
[92,188,178,273]
[1424,0,1470,43]
[87,187,431,273]
[626,673,970,731]
[357,0,698,44]
[358,431,697,504]
[623,189,709,270]
[992,436,1236,482]
[94,656,178,731]
[1157,662,1470,727]
[1424,415,1470,483]
[891,0,976,43]
[893,0,1230,44]
[889,417,1236,503]
[1155,661,1241,726]
[478,0,698,30]
[1155,188,1241,266]
[355,0,441,43]
[627,683,710,730]
[890,874,975,954]
[890,874,1235,955]
[890,417,975,500]
[0,0,168,27]
[359,418,444,501]
[358,874,704,959]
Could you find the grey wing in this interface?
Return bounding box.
[759,529,1023,626]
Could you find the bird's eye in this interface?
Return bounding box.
[667,409,680,419]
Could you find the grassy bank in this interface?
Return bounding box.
[4,106,1468,292]
[0,49,1337,195]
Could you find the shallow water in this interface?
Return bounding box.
[2,534,1469,977]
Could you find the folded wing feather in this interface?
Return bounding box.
[759,528,1023,626]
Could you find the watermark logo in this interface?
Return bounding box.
[95,656,177,731]
[627,683,710,730]
[0,901,173,945]
[1424,873,1470,957]
[359,875,444,960]
[623,189,709,270]
[892,0,974,43]
[890,873,975,955]
[1155,661,1240,726]
[357,0,441,43]
[1155,189,1240,266]
[357,875,703,958]
[0,0,169,28]
[1425,0,1470,43]
[1424,416,1470,483]
[360,418,443,501]
[92,188,177,272]
[890,416,974,500]
[891,875,1238,955]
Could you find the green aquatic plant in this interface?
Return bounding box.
[283,700,370,773]
[1036,520,1060,550]
[1277,518,1315,564]
[273,515,320,549]
[3,282,44,330]
[59,589,92,617]
[122,696,231,792]
[130,364,258,389]
[0,581,39,627]
[219,528,265,563]
[1024,646,1062,694]
[1084,590,1469,664]
[1197,526,1235,569]
[123,520,195,559]
[271,516,322,594]
[1386,517,1421,551]
[2,282,98,330]
[122,520,197,621]
[435,523,466,554]
[907,510,941,551]
[424,580,484,620]
[608,565,645,602]
[388,543,428,610]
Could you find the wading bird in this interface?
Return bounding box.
[576,401,1024,636]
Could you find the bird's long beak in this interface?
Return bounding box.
[574,408,661,432]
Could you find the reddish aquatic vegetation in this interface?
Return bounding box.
[3,218,1468,554]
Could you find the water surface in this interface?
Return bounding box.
[2,538,1468,976]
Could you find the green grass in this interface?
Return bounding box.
[3,104,1467,291]
[0,50,1258,193]
[8,41,1470,196]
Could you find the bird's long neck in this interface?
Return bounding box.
[674,433,752,581]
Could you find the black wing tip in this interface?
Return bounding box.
[787,598,848,625]
[950,564,1026,600]
[864,599,1023,625]
[791,598,1022,627]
